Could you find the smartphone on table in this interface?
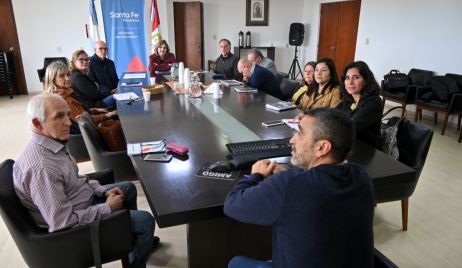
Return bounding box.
[143,154,172,162]
[261,120,284,127]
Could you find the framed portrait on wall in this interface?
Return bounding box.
[246,0,269,26]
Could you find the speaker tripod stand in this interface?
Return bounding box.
[288,46,302,80]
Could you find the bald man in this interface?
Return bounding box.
[89,40,119,93]
[237,59,284,100]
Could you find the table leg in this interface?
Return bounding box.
[187,216,272,268]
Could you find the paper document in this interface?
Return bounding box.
[281,119,300,131]
[123,73,146,79]
[120,82,143,87]
[127,140,165,156]
[113,92,140,101]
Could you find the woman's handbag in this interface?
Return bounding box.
[383,70,409,90]
[97,120,125,151]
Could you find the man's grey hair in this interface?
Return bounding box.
[303,108,355,162]
[247,48,264,59]
[26,93,63,129]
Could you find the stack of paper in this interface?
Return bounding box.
[265,101,296,112]
[221,80,243,86]
[127,140,165,156]
[233,86,258,93]
[113,92,140,101]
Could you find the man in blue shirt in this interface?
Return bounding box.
[224,108,374,268]
[237,59,284,100]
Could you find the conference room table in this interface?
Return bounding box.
[116,72,415,268]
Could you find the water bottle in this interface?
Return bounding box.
[239,31,244,48]
[246,31,251,48]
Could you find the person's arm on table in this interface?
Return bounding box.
[224,160,286,226]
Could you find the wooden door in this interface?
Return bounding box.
[174,2,204,70]
[317,0,361,76]
[0,0,27,95]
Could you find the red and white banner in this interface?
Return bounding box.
[150,0,162,54]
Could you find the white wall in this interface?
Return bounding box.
[11,0,462,93]
[162,0,304,73]
[12,0,91,93]
[356,0,462,78]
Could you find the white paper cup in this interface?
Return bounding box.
[174,82,184,90]
[150,77,156,85]
[143,91,151,102]
[213,85,221,98]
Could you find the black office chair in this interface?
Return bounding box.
[78,116,138,181]
[375,118,433,230]
[415,74,462,142]
[0,159,134,268]
[381,68,433,117]
[37,57,68,82]
[279,77,300,101]
[276,71,289,84]
[374,248,398,268]
[68,133,91,163]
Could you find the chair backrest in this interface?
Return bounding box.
[397,118,433,183]
[0,159,134,267]
[0,159,53,267]
[445,73,462,92]
[37,57,68,82]
[78,116,108,154]
[279,78,300,100]
[68,133,91,163]
[408,68,433,86]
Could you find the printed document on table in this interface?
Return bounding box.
[127,140,165,156]
[113,92,139,101]
[123,73,146,79]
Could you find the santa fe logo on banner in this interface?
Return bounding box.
[99,0,147,77]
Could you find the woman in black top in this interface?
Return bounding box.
[70,49,116,109]
[337,61,383,150]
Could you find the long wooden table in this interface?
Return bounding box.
[117,72,415,267]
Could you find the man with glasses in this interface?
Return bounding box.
[224,108,374,268]
[89,40,119,94]
[247,48,277,78]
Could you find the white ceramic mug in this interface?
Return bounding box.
[150,77,156,85]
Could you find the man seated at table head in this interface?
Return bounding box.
[89,40,118,94]
[13,93,158,268]
[215,38,242,81]
[237,58,284,100]
[247,48,277,78]
[224,108,374,268]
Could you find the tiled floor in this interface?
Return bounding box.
[1,94,461,267]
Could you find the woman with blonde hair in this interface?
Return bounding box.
[70,49,116,109]
[148,40,176,77]
[44,61,117,133]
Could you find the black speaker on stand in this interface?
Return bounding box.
[288,23,305,80]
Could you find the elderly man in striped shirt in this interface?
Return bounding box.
[13,93,158,268]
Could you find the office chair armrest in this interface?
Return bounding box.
[374,248,398,268]
[87,169,114,185]
[100,150,129,157]
[449,92,462,113]
[415,85,432,99]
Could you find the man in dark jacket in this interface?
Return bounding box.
[238,59,284,100]
[224,108,374,268]
[215,39,242,80]
[89,40,119,93]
